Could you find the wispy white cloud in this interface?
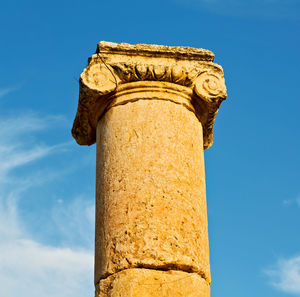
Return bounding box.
[50,197,95,248]
[0,144,56,178]
[0,113,66,140]
[0,86,19,98]
[265,256,300,294]
[0,112,94,297]
[175,0,300,19]
[0,113,70,182]
[283,199,293,206]
[0,238,93,297]
[0,194,21,240]
[283,195,300,209]
[0,190,94,297]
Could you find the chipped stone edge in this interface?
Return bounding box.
[72,42,227,150]
[96,41,215,62]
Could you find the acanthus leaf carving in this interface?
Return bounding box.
[109,63,198,87]
[73,42,227,150]
[82,62,227,106]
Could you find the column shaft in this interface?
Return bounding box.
[71,41,227,297]
[95,96,210,295]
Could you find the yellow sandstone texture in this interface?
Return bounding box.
[96,268,210,297]
[72,42,227,296]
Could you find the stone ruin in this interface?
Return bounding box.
[72,41,227,296]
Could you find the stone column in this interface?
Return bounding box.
[72,42,227,297]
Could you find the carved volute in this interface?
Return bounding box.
[72,41,227,149]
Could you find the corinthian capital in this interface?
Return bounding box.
[72,41,227,149]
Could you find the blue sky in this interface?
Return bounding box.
[0,0,299,296]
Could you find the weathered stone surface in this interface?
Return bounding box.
[71,41,227,296]
[96,268,210,297]
[95,98,210,285]
[72,41,227,149]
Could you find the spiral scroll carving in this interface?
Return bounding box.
[74,46,227,150]
[82,64,118,95]
[194,72,227,102]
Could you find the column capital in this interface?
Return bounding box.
[72,41,227,149]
